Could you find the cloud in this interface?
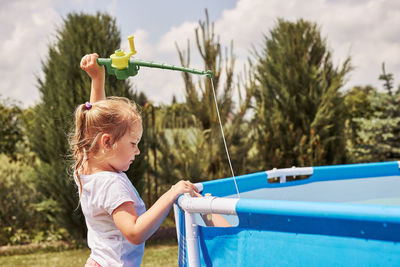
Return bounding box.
[135,0,400,106]
[0,0,60,107]
[135,17,234,106]
[212,0,400,89]
[106,0,118,17]
[157,22,198,56]
[2,0,399,107]
[126,29,189,105]
[121,29,152,59]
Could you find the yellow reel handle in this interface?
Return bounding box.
[128,35,137,56]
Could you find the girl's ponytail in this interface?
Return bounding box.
[70,104,89,201]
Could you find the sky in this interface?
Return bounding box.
[1,0,399,107]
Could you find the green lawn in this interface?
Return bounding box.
[0,243,178,267]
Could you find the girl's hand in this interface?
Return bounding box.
[170,180,199,201]
[193,191,203,198]
[80,53,104,80]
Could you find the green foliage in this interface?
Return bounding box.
[136,11,255,206]
[0,98,24,160]
[168,9,254,182]
[252,18,351,168]
[0,154,36,245]
[346,66,400,162]
[24,12,139,239]
[379,62,394,95]
[0,154,69,246]
[343,86,375,149]
[157,126,210,183]
[343,86,376,119]
[6,10,400,248]
[176,10,234,131]
[127,90,149,197]
[135,103,157,206]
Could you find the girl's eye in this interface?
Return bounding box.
[131,142,137,147]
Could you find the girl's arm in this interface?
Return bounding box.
[80,53,105,103]
[112,180,198,245]
[200,213,231,227]
[193,192,231,227]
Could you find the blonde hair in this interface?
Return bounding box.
[69,96,142,198]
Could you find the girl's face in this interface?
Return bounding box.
[106,120,143,172]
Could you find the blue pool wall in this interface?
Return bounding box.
[176,161,400,266]
[200,161,400,197]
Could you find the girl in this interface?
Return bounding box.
[72,53,200,267]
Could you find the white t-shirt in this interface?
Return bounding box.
[79,171,146,267]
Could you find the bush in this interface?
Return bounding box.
[0,155,69,245]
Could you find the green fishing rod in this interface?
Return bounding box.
[96,35,213,80]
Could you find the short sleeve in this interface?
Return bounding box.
[101,177,135,215]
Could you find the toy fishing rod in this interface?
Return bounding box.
[97,36,239,198]
[97,35,214,80]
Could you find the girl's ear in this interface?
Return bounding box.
[100,133,113,150]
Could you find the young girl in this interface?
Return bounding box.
[72,53,200,267]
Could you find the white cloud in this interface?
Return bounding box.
[136,0,400,106]
[121,29,152,59]
[124,21,221,106]
[157,22,197,56]
[106,0,118,17]
[1,0,399,107]
[212,0,400,89]
[0,0,60,107]
[125,29,189,105]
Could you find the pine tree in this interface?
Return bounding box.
[347,64,400,162]
[170,9,253,180]
[379,62,394,96]
[25,13,144,239]
[343,85,375,148]
[253,19,351,169]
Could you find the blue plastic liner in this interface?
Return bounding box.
[176,161,400,267]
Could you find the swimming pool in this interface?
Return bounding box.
[174,161,400,267]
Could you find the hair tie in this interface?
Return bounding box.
[85,102,92,110]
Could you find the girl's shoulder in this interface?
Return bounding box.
[81,171,122,179]
[80,172,136,200]
[80,171,127,186]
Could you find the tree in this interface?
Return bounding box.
[343,85,375,148]
[0,154,49,245]
[379,62,394,96]
[253,18,351,169]
[25,12,143,239]
[168,9,253,181]
[346,64,400,162]
[0,97,24,160]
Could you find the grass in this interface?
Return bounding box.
[0,242,178,267]
[0,249,90,267]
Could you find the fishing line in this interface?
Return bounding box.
[209,78,240,198]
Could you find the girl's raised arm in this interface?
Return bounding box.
[80,53,105,102]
